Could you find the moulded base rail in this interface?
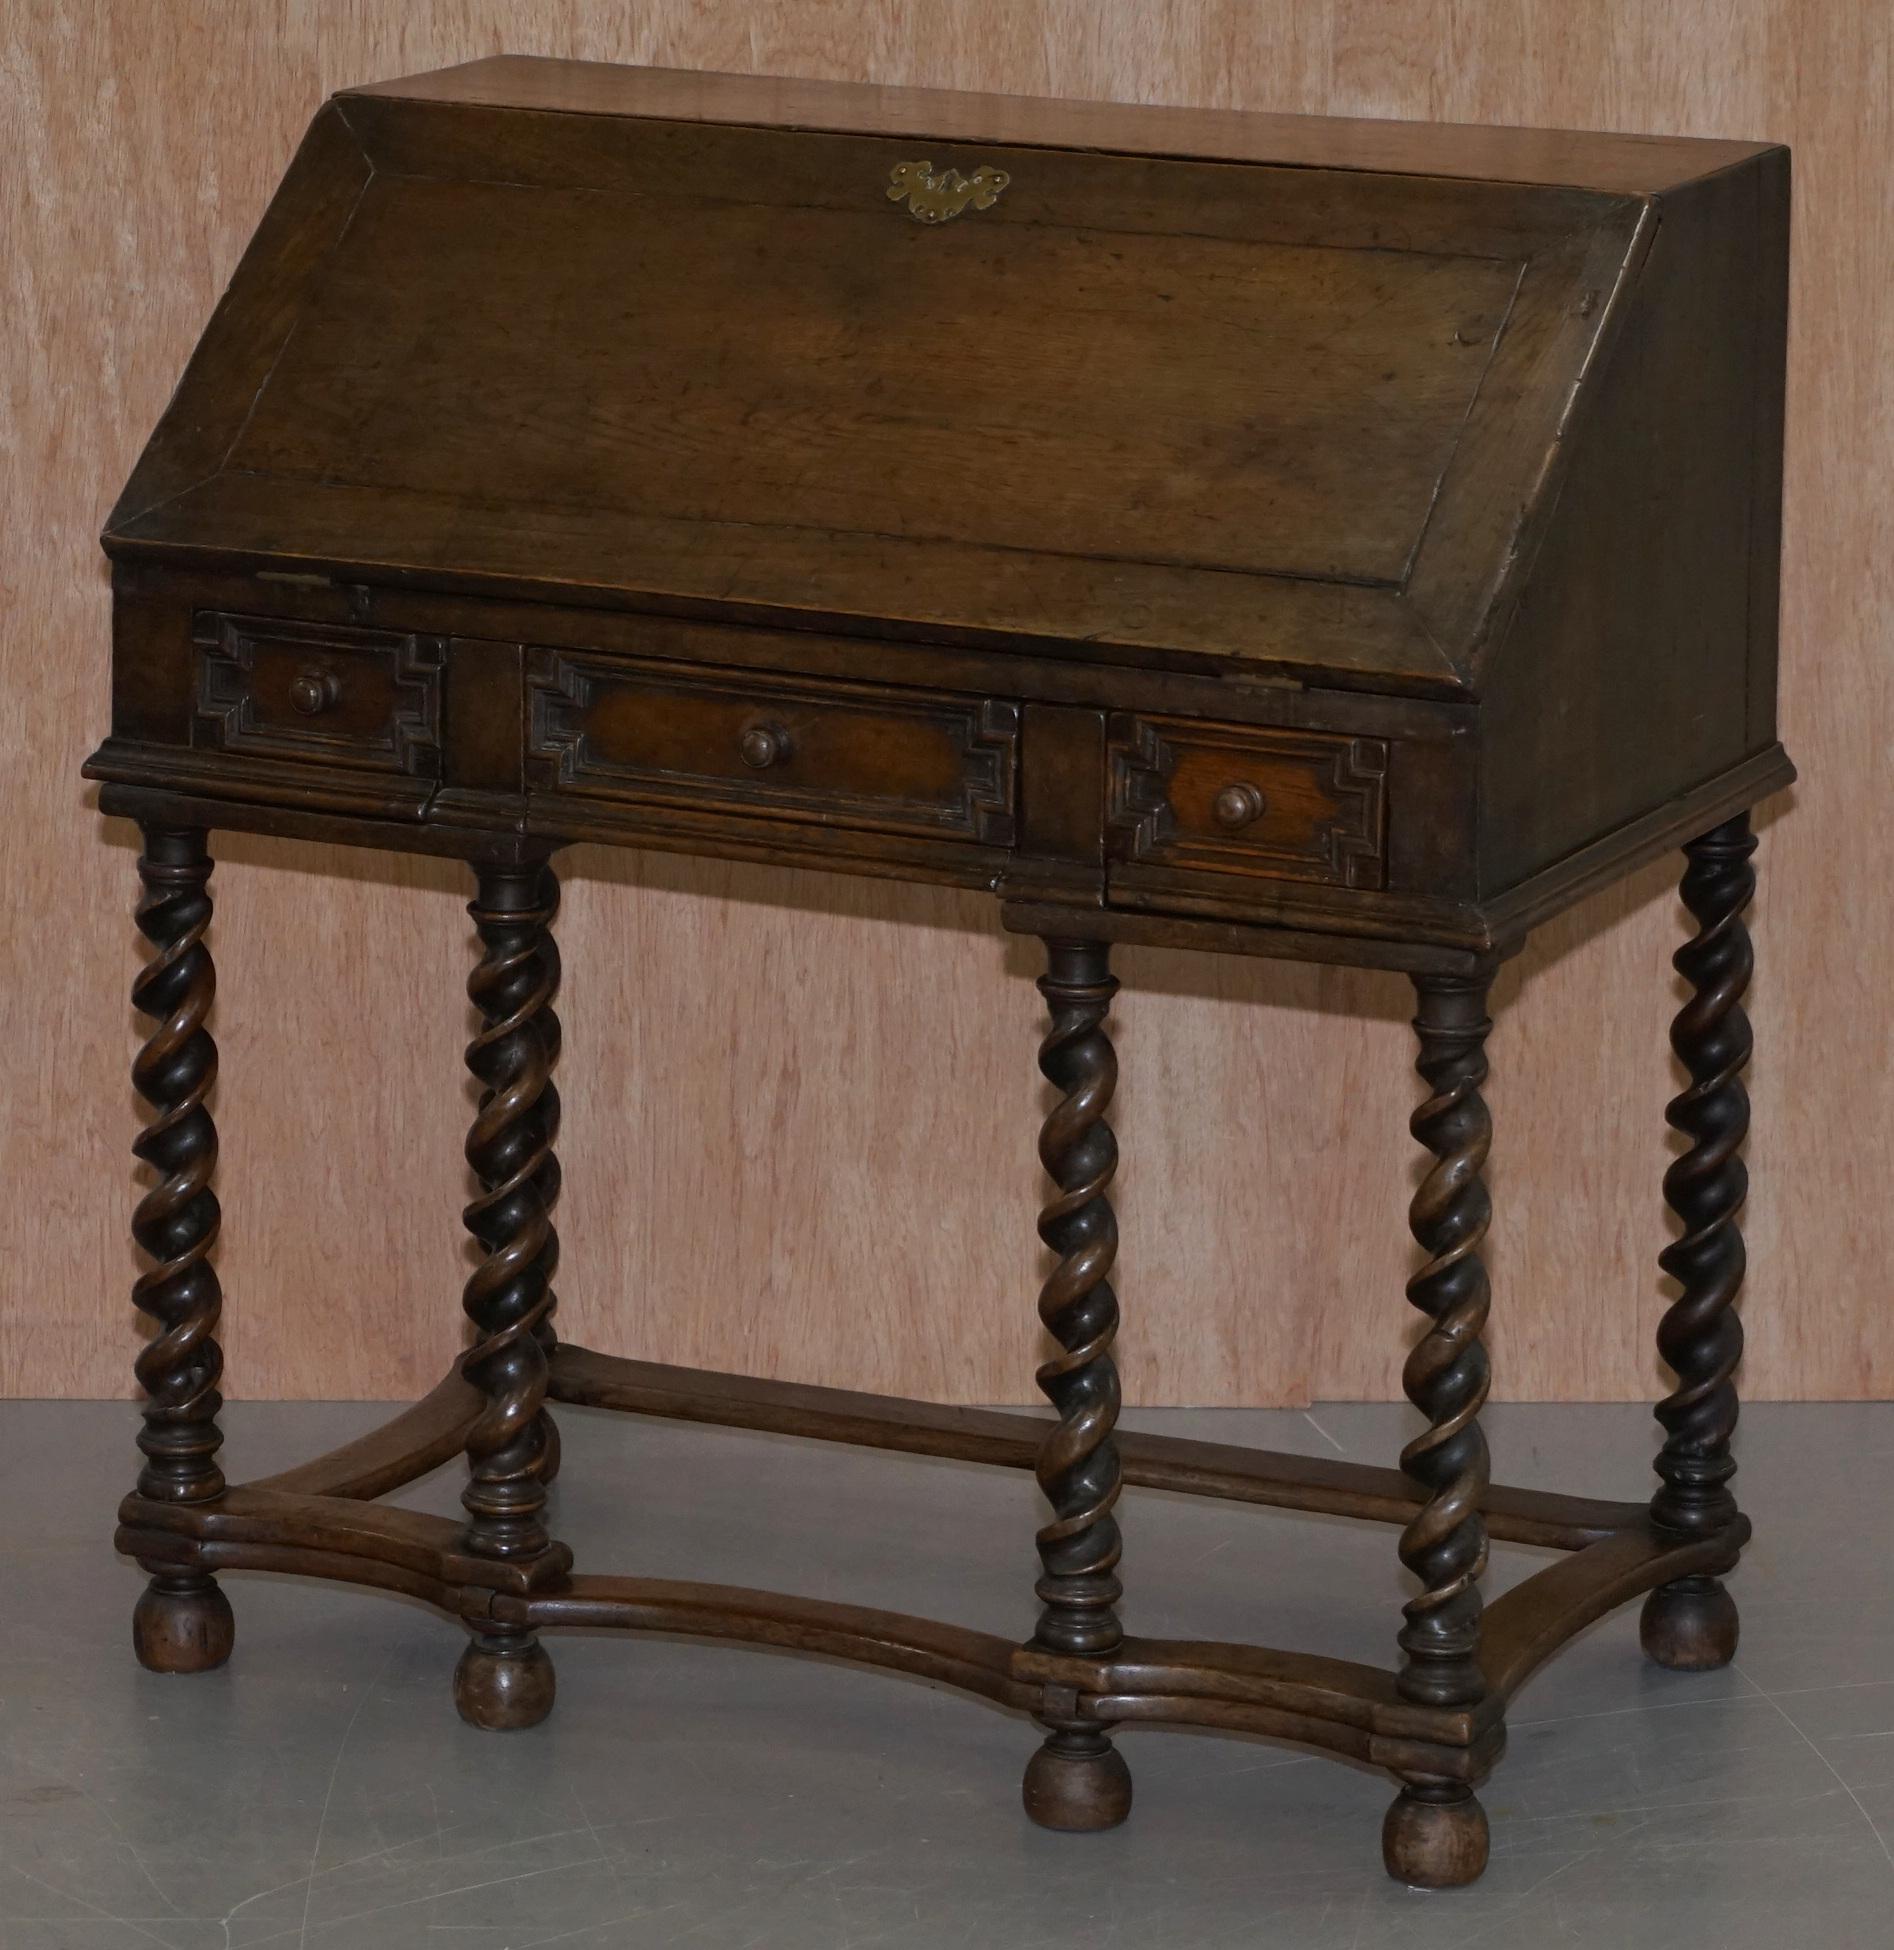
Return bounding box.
[116,1343,1745,1800]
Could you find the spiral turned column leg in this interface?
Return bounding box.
[1021,938,1131,1833]
[1642,814,1755,1673]
[127,826,234,1674]
[1384,973,1495,1887]
[454,857,566,1730]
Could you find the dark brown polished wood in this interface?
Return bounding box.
[1388,973,1497,1884]
[89,57,1793,1890]
[125,825,235,1675]
[1641,813,1756,1672]
[1024,938,1133,1831]
[454,857,571,1728]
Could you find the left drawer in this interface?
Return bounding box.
[192,612,445,779]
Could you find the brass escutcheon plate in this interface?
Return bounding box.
[886,159,1011,223]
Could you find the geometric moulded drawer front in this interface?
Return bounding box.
[192,612,446,777]
[527,648,1020,847]
[1107,712,1388,890]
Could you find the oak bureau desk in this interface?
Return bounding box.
[86,57,1794,1889]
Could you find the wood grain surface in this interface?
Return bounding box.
[5,3,1884,1404]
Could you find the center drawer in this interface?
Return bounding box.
[526,648,1020,847]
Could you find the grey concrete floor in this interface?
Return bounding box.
[2,1398,1891,1948]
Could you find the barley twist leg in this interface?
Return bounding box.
[128,825,234,1673]
[1643,814,1755,1671]
[1021,938,1131,1832]
[1384,972,1495,1886]
[454,857,566,1728]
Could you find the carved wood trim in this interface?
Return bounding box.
[193,612,445,775]
[1108,715,1180,856]
[1107,713,1388,890]
[459,861,564,1568]
[128,827,226,1509]
[1651,815,1754,1539]
[1397,973,1495,1709]
[527,649,1019,846]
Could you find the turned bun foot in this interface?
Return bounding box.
[1382,1786,1489,1888]
[454,1633,555,1730]
[1022,1732,1132,1832]
[1640,1575,1739,1671]
[133,1575,234,1674]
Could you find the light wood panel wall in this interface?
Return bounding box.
[4,2,1886,1404]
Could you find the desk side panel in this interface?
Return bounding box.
[1474,150,1790,898]
[106,107,370,534]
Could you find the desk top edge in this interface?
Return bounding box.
[338,55,1783,197]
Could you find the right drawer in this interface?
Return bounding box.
[1106,713,1389,891]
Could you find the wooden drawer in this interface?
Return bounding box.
[528,649,1019,846]
[192,612,445,777]
[1107,714,1388,891]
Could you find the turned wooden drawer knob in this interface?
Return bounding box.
[739,723,791,770]
[289,668,338,717]
[1213,781,1267,830]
